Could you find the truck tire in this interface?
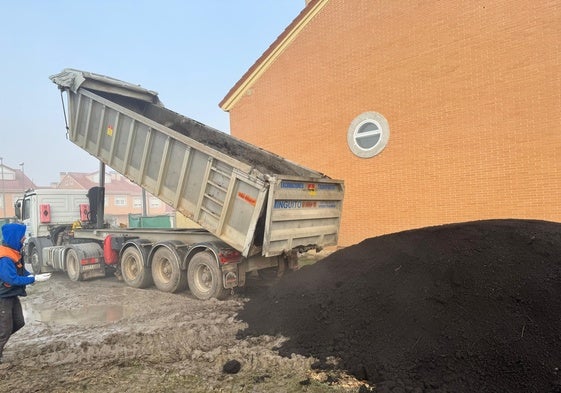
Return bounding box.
[66,248,82,281]
[121,247,152,288]
[151,247,187,293]
[30,246,42,274]
[187,251,226,300]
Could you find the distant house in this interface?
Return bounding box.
[56,171,173,226]
[220,0,561,246]
[0,163,36,218]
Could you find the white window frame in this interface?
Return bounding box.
[133,197,143,209]
[114,196,127,206]
[149,197,161,208]
[347,112,390,158]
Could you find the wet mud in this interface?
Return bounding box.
[1,263,359,393]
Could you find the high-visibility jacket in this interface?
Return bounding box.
[0,245,29,297]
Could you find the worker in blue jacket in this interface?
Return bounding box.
[0,223,49,363]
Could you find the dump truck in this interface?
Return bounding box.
[35,68,344,299]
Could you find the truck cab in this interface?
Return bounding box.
[14,189,92,274]
[15,189,90,238]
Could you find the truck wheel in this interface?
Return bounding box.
[151,247,187,293]
[30,247,42,274]
[121,247,152,288]
[187,251,226,300]
[66,248,82,281]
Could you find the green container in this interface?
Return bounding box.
[128,214,172,228]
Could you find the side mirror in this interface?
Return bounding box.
[14,200,22,220]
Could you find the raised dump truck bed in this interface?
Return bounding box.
[50,69,344,258]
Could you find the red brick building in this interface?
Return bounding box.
[0,163,36,218]
[221,0,561,246]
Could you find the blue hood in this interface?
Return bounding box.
[2,223,26,252]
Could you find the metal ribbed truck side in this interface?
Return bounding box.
[50,69,344,259]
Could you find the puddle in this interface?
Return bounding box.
[22,303,125,325]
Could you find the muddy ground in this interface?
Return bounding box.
[0,256,360,393]
[2,219,561,393]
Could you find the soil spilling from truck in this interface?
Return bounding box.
[238,219,561,393]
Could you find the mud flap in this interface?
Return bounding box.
[81,265,106,280]
[70,243,106,281]
[222,262,246,288]
[223,271,237,288]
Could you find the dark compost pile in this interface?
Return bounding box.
[238,219,561,393]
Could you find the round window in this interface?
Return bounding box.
[347,112,390,158]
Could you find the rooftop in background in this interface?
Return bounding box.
[0,163,36,192]
[56,171,143,194]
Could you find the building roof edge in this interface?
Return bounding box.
[219,0,329,112]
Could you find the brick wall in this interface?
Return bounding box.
[228,0,561,246]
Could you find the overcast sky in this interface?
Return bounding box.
[0,1,303,186]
